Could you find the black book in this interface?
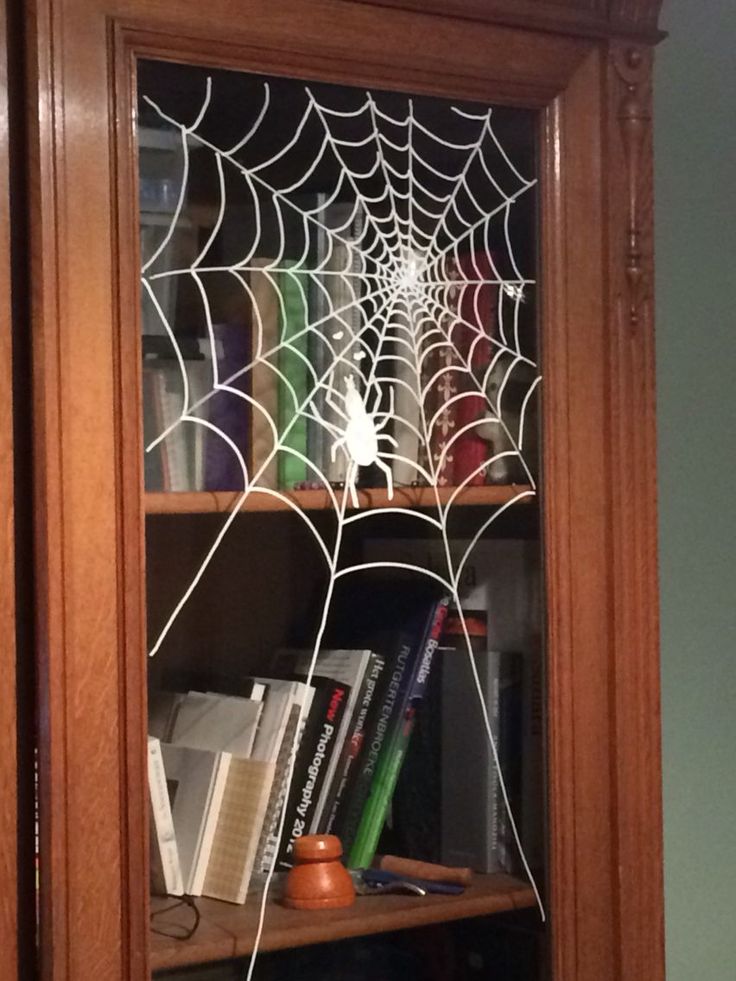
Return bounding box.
[325,577,445,856]
[324,651,386,835]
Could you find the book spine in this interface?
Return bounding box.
[147,738,183,896]
[333,639,413,856]
[187,751,232,896]
[392,349,421,486]
[488,666,502,869]
[142,367,165,491]
[453,252,497,486]
[253,702,301,874]
[322,653,386,835]
[496,653,524,874]
[202,758,275,904]
[187,355,211,492]
[159,368,191,492]
[307,196,328,476]
[419,258,461,486]
[276,682,349,868]
[278,265,309,488]
[152,368,171,490]
[348,597,449,869]
[322,205,364,484]
[521,646,544,871]
[248,260,280,490]
[203,323,250,492]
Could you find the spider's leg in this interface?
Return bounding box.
[375,457,394,501]
[375,413,393,433]
[371,384,394,423]
[346,462,359,508]
[378,433,399,449]
[325,390,348,422]
[330,435,347,463]
[371,385,382,415]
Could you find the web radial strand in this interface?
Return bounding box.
[138,71,544,970]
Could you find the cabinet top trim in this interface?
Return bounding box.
[341,0,665,43]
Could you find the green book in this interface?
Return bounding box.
[347,595,449,869]
[277,265,309,488]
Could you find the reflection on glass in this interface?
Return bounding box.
[139,60,546,981]
[139,66,538,497]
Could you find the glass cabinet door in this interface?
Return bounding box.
[29,3,664,980]
[138,59,547,980]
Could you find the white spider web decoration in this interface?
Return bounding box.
[139,68,544,971]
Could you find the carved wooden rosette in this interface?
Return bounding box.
[613,45,652,331]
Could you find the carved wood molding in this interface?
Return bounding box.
[613,45,652,331]
[605,39,664,981]
[608,0,664,34]
[346,1,665,42]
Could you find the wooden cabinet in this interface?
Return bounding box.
[23,1,665,978]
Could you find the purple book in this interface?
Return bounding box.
[203,322,251,492]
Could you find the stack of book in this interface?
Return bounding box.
[142,199,368,495]
[147,580,450,902]
[365,537,544,877]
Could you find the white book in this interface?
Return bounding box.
[392,350,422,485]
[170,691,263,758]
[249,678,312,763]
[272,649,371,833]
[202,757,276,904]
[249,678,315,873]
[161,743,232,896]
[147,736,183,897]
[148,690,184,743]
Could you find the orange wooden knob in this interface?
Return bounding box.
[283,835,355,910]
[294,834,343,863]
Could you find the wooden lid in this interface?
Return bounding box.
[293,834,343,863]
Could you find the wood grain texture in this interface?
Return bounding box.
[28,0,123,975]
[150,874,536,970]
[604,41,665,981]
[0,0,18,974]
[541,47,617,981]
[116,2,589,109]
[25,2,665,979]
[342,0,664,41]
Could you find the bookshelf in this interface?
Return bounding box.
[24,1,666,980]
[150,873,535,970]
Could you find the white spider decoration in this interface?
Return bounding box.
[325,375,397,507]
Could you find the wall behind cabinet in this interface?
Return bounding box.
[655,1,736,978]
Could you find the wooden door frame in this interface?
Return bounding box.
[0,0,18,974]
[26,2,665,978]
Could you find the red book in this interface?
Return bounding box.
[452,252,498,487]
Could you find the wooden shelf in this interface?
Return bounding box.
[150,873,537,971]
[145,484,535,515]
